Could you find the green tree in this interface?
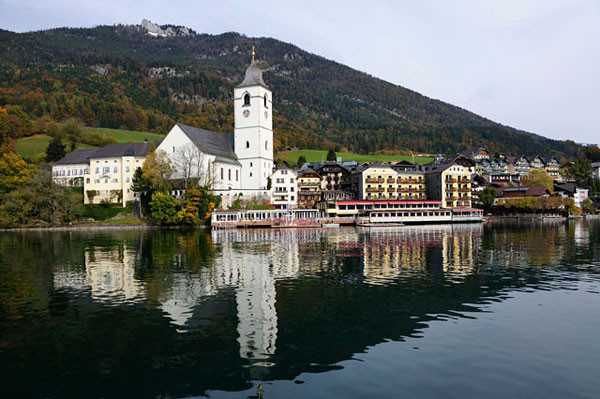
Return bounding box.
[479,187,497,209]
[297,155,307,167]
[266,177,272,190]
[523,169,554,193]
[326,149,337,161]
[45,137,66,162]
[59,119,83,152]
[150,192,180,225]
[571,157,591,186]
[581,198,595,214]
[142,150,173,192]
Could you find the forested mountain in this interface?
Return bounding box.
[0,23,582,158]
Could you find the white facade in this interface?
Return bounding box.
[156,124,242,191]
[592,163,600,180]
[233,84,273,190]
[574,187,589,208]
[270,168,297,209]
[52,163,89,186]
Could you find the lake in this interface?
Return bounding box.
[1,221,599,398]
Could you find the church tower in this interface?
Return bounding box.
[234,48,273,191]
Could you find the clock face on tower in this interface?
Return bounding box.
[243,110,250,118]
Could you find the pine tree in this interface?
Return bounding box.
[326,149,337,161]
[45,137,66,162]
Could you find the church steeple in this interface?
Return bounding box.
[237,47,267,88]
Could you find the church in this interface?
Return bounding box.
[156,52,274,204]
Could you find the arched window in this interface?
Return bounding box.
[243,93,250,106]
[264,94,268,108]
[246,141,250,148]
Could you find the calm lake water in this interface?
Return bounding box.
[1,221,599,398]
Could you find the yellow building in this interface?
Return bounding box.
[84,142,153,206]
[423,162,473,208]
[351,164,426,200]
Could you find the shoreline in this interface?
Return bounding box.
[0,223,210,232]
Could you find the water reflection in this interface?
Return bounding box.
[0,220,599,398]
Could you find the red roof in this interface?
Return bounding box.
[339,200,441,205]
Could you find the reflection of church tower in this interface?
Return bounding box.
[236,260,278,361]
[234,47,273,190]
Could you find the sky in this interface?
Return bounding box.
[1,0,599,144]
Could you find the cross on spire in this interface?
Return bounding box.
[252,45,255,61]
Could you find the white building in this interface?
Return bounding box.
[270,166,297,209]
[52,148,95,186]
[157,55,274,206]
[554,183,589,208]
[592,162,600,180]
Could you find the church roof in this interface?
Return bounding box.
[237,59,267,88]
[176,123,240,164]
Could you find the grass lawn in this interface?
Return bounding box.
[15,127,164,160]
[275,149,433,166]
[82,127,164,143]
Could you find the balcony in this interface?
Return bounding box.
[366,178,384,183]
[300,182,320,187]
[366,187,385,193]
[458,178,471,183]
[445,178,457,183]
[398,178,420,184]
[446,196,458,201]
[446,186,458,191]
[386,178,395,183]
[459,187,471,192]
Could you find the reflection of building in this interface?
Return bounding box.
[53,246,144,304]
[358,225,483,283]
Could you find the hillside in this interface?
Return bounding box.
[15,127,163,159]
[0,23,582,159]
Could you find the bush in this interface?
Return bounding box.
[80,203,132,221]
[150,192,180,225]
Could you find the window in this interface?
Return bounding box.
[94,179,100,184]
[173,146,176,153]
[220,168,224,179]
[103,167,110,174]
[104,179,108,183]
[86,178,90,184]
[265,140,268,150]
[290,178,294,183]
[113,166,118,173]
[250,172,253,177]
[125,166,130,173]
[236,170,239,181]
[243,93,250,106]
[246,141,250,149]
[228,169,231,180]
[67,170,71,176]
[250,162,253,167]
[264,94,267,107]
[112,179,118,183]
[126,177,130,183]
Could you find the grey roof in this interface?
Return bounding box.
[237,59,267,88]
[177,123,239,164]
[91,142,153,158]
[54,148,98,165]
[591,162,600,168]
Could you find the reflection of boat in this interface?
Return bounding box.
[357,218,404,228]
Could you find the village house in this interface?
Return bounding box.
[52,148,95,187]
[270,166,297,209]
[84,142,153,206]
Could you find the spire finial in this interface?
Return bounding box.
[252,45,255,61]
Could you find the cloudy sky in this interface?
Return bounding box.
[1,0,599,144]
